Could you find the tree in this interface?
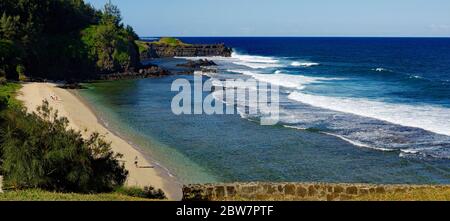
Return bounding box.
[102,0,122,26]
[0,13,21,40]
[81,21,140,73]
[0,101,128,192]
[0,0,141,80]
[0,39,20,80]
[126,25,139,41]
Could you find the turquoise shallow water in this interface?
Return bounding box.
[79,76,450,185]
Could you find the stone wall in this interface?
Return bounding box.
[183,182,449,201]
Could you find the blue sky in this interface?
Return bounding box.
[86,0,450,37]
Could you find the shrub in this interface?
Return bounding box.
[0,100,128,193]
[0,96,7,111]
[0,82,21,108]
[115,186,166,200]
[0,39,19,80]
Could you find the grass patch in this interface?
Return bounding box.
[0,189,152,201]
[135,40,150,53]
[353,187,450,201]
[149,37,191,47]
[0,82,22,108]
[215,187,450,201]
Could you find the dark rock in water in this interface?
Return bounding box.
[174,59,218,75]
[177,70,195,75]
[59,83,85,89]
[201,67,218,74]
[176,59,217,69]
[140,42,232,60]
[98,64,171,80]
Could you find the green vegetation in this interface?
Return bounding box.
[115,186,166,200]
[0,69,166,201]
[0,0,141,80]
[353,188,450,201]
[0,82,21,108]
[0,189,152,201]
[151,37,191,47]
[0,100,128,193]
[135,40,150,54]
[218,187,450,201]
[0,39,21,80]
[0,1,166,201]
[81,23,139,73]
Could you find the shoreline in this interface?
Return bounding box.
[70,89,183,198]
[17,82,182,200]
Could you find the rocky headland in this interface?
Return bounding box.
[138,37,233,60]
[96,38,232,80]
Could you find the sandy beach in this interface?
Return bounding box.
[17,82,181,200]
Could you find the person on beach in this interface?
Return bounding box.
[134,156,139,168]
[50,94,61,101]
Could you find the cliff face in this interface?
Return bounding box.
[140,43,233,60]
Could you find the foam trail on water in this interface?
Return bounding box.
[231,52,279,63]
[231,52,284,69]
[291,61,320,67]
[322,132,395,152]
[372,67,392,72]
[283,125,396,151]
[288,92,450,136]
[229,69,342,90]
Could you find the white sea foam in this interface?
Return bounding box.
[211,78,259,91]
[373,67,390,72]
[231,52,283,69]
[291,61,320,67]
[410,75,424,79]
[288,92,450,136]
[228,69,340,90]
[179,52,285,69]
[194,70,217,77]
[323,132,395,152]
[400,149,420,154]
[233,62,284,69]
[231,52,279,63]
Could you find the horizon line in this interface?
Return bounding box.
[140,36,450,38]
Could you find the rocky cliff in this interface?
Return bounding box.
[140,41,233,60]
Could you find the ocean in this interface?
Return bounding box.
[79,37,450,185]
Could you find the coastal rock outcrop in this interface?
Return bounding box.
[139,39,232,60]
[98,65,170,80]
[174,59,219,75]
[176,59,217,69]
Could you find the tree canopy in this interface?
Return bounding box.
[0,100,128,192]
[0,0,140,80]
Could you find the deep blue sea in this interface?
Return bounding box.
[80,37,450,185]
